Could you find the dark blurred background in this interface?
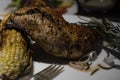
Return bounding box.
[6,0,120,22]
[76,0,120,21]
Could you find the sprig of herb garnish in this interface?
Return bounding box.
[78,17,120,52]
[6,0,22,9]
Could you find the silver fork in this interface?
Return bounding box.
[33,64,64,80]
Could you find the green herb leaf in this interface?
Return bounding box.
[77,17,120,52]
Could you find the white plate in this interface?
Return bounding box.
[30,15,120,80]
[0,0,11,17]
[64,1,78,15]
[32,51,120,80]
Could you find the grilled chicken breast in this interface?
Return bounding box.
[5,7,99,59]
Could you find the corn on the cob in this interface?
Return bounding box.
[0,28,32,80]
[0,14,11,30]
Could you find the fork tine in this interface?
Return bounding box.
[35,64,53,76]
[48,66,64,79]
[33,64,64,80]
[44,65,57,76]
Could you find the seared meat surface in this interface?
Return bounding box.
[6,7,99,59]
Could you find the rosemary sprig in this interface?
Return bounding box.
[6,0,22,9]
[78,17,120,52]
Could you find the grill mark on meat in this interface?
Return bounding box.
[14,7,67,28]
[15,7,56,25]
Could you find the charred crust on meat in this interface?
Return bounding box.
[24,7,65,26]
[27,19,38,26]
[26,8,40,14]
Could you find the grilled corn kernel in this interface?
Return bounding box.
[0,29,32,80]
